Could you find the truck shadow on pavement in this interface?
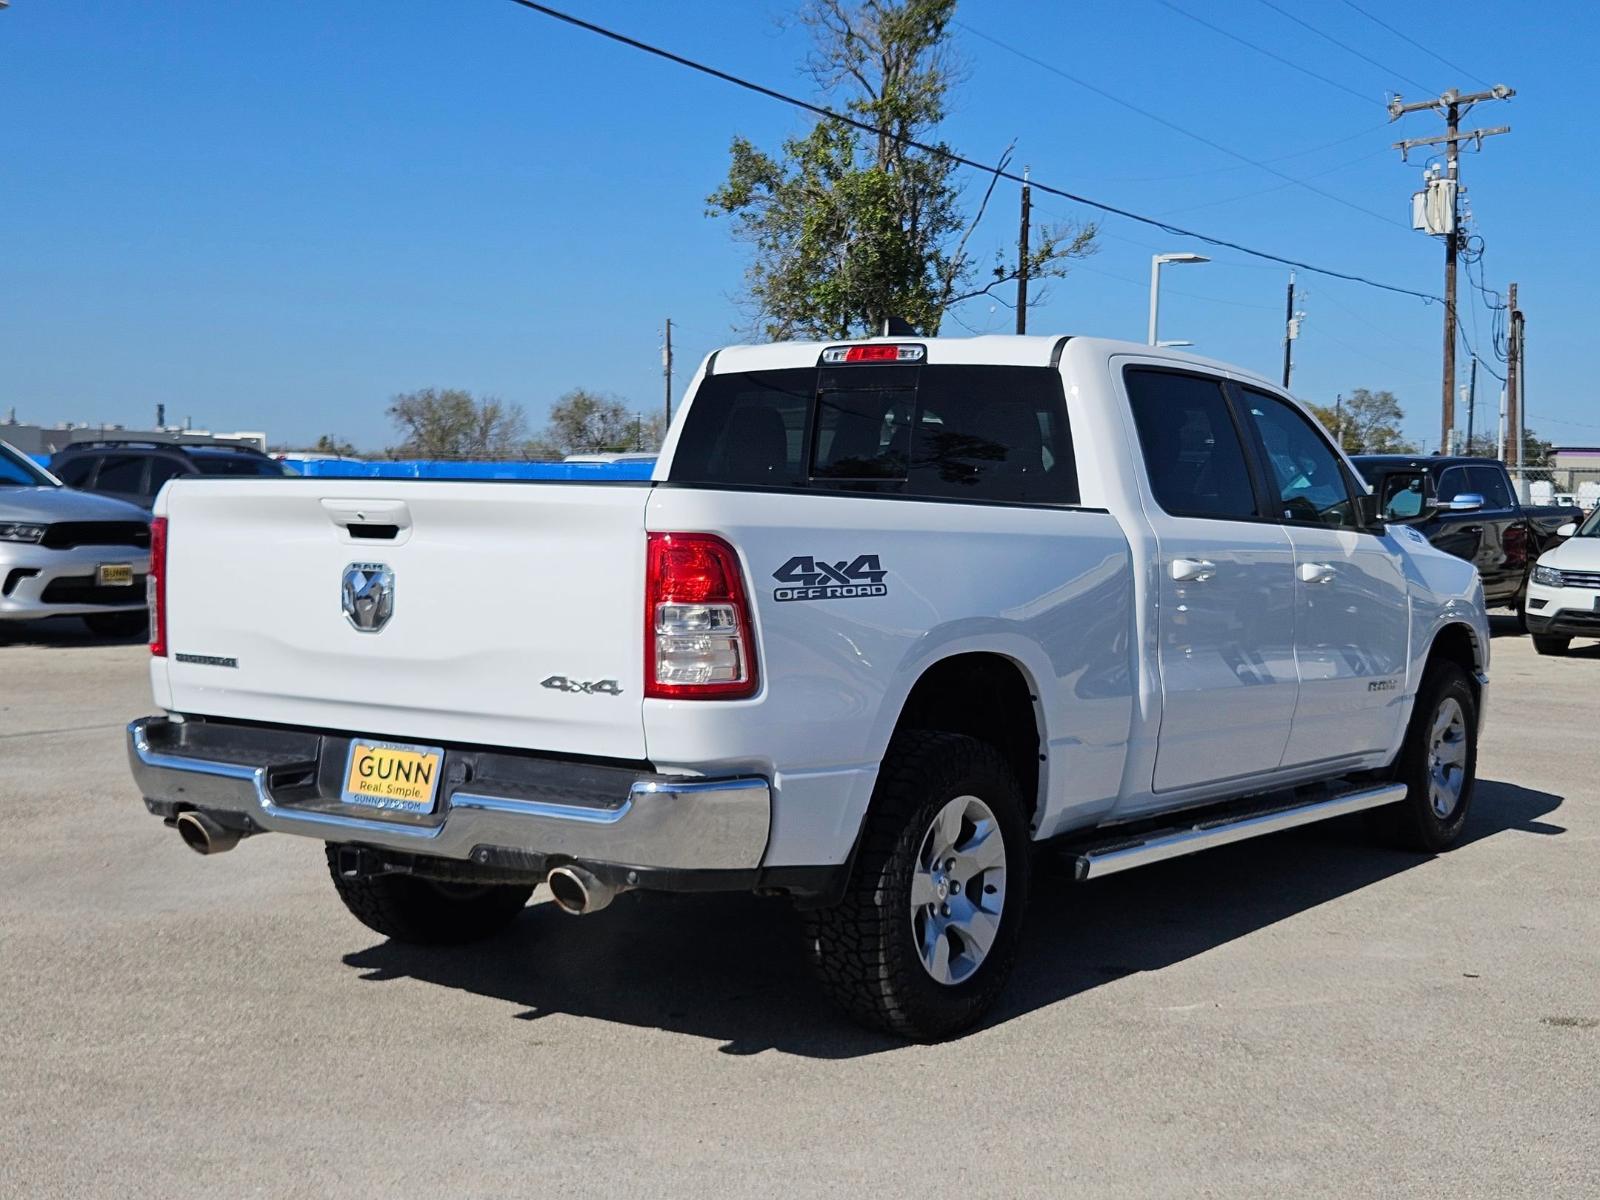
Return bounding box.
[0,618,147,648]
[341,778,1563,1057]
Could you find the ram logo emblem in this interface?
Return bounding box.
[342,562,395,633]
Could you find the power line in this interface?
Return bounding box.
[1059,120,1394,184]
[1154,147,1392,218]
[501,0,1441,303]
[1156,1,1383,109]
[1336,0,1494,91]
[956,19,1408,231]
[1254,0,1436,94]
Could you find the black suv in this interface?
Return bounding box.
[50,440,289,509]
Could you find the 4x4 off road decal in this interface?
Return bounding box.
[772,554,888,602]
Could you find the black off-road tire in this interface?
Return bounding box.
[1372,660,1478,854]
[83,610,149,639]
[325,845,533,944]
[805,731,1031,1042]
[1532,634,1571,657]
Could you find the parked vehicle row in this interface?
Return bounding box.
[1352,454,1582,626]
[123,334,1491,1039]
[1526,504,1600,655]
[0,439,151,636]
[49,439,288,510]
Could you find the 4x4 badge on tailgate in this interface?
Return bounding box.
[772,554,888,602]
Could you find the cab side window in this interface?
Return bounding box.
[1240,388,1356,527]
[1124,369,1257,519]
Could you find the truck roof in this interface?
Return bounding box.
[704,334,1283,392]
[1352,454,1508,473]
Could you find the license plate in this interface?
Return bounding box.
[341,739,445,811]
[97,563,134,586]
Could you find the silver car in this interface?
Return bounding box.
[1,439,152,637]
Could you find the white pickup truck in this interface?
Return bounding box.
[127,335,1490,1040]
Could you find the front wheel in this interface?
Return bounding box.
[1373,661,1478,853]
[325,845,533,944]
[1532,634,1571,656]
[806,731,1030,1041]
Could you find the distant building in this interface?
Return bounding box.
[0,417,267,457]
[1552,446,1600,472]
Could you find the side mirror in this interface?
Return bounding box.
[1445,493,1485,512]
[1557,522,1578,538]
[1354,494,1380,527]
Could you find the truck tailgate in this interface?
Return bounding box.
[158,479,650,759]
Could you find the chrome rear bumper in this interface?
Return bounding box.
[127,716,771,871]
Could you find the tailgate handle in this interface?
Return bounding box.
[320,499,411,539]
[347,523,399,540]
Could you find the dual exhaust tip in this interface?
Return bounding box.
[175,812,619,916]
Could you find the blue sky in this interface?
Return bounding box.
[2,0,1594,451]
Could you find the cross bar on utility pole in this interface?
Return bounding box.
[1391,126,1510,160]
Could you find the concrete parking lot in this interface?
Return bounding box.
[1,618,1595,1198]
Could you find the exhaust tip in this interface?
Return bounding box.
[175,810,241,856]
[546,864,614,915]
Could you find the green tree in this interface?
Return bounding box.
[708,0,1095,339]
[532,389,664,457]
[313,434,356,457]
[1306,388,1416,454]
[1461,428,1555,467]
[386,388,528,459]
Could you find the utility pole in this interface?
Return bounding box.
[1390,85,1514,454]
[1333,392,1344,449]
[1503,282,1520,466]
[1464,355,1478,453]
[662,318,673,433]
[1281,272,1296,389]
[1016,168,1031,334]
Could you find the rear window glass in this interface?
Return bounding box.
[670,364,1078,505]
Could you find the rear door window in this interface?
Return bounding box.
[94,455,147,497]
[1124,368,1258,519]
[54,456,97,487]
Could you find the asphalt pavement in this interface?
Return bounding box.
[1,616,1596,1198]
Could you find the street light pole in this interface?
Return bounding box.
[1147,253,1210,345]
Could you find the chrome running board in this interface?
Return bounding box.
[1073,782,1408,881]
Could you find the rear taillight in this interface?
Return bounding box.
[149,516,167,657]
[645,532,758,699]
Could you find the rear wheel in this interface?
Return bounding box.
[1532,634,1571,656]
[325,845,533,944]
[83,610,148,639]
[806,731,1030,1042]
[1373,661,1478,853]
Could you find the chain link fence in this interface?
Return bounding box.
[1507,468,1600,511]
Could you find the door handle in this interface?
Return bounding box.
[1298,562,1337,585]
[1171,558,1216,582]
